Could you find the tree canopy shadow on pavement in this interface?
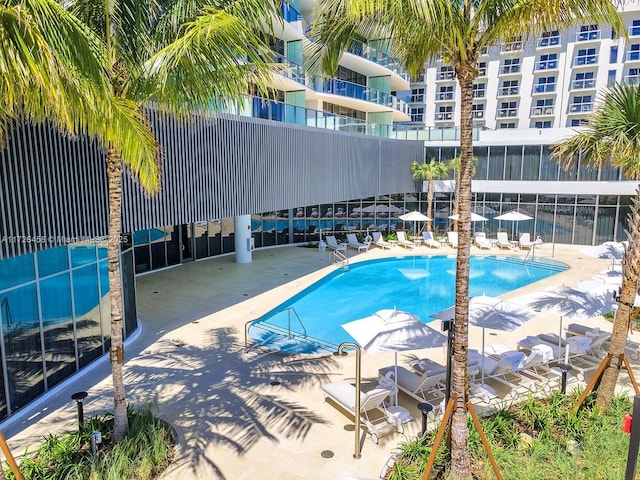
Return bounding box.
[123,326,340,479]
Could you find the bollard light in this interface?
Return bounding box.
[71,391,88,432]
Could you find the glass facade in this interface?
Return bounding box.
[0,242,135,420]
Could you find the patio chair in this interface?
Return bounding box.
[496,232,514,250]
[422,231,441,249]
[396,231,415,249]
[519,233,534,250]
[378,365,446,408]
[474,232,492,250]
[346,233,369,252]
[325,235,347,253]
[447,231,458,248]
[372,231,393,249]
[321,381,399,442]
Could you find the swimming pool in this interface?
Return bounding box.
[249,255,567,354]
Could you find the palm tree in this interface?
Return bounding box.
[552,82,640,410]
[309,2,624,477]
[448,156,477,231]
[411,159,448,230]
[67,0,281,441]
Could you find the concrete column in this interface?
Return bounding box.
[234,214,253,263]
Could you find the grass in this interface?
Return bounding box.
[6,403,174,480]
[387,392,635,480]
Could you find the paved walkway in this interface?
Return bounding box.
[0,242,632,480]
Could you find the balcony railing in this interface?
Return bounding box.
[409,94,425,103]
[537,35,561,48]
[346,40,407,77]
[434,112,453,121]
[280,1,302,23]
[627,50,640,62]
[435,92,455,101]
[624,75,640,85]
[472,89,486,99]
[629,25,640,37]
[496,108,518,118]
[576,30,601,42]
[530,106,555,116]
[436,70,456,81]
[499,64,521,75]
[472,110,485,119]
[497,86,520,96]
[273,55,305,85]
[532,83,557,94]
[535,60,558,71]
[573,54,598,66]
[312,77,408,115]
[570,78,596,90]
[569,103,594,113]
[501,41,522,52]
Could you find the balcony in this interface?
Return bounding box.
[568,103,594,114]
[499,64,521,75]
[530,106,555,116]
[346,40,408,78]
[273,55,305,85]
[436,70,456,81]
[629,25,640,37]
[434,112,454,121]
[532,83,557,94]
[472,89,486,99]
[497,86,520,97]
[312,77,409,115]
[537,35,561,48]
[575,30,601,42]
[501,41,522,53]
[496,108,518,118]
[626,50,640,63]
[573,54,598,67]
[435,91,455,101]
[570,78,596,90]
[472,110,485,119]
[624,75,640,85]
[535,60,559,71]
[409,94,425,103]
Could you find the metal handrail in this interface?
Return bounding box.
[332,250,349,270]
[244,307,308,352]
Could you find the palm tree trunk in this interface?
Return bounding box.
[597,191,640,409]
[427,180,434,232]
[449,66,475,480]
[107,149,129,442]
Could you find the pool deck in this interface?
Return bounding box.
[1,242,636,480]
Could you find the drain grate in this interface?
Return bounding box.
[320,450,334,458]
[270,380,281,386]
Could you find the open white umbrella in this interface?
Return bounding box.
[580,241,627,260]
[494,210,533,241]
[399,211,432,236]
[511,285,616,349]
[430,295,535,382]
[448,213,488,222]
[342,309,446,406]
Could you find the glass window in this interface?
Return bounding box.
[73,264,102,368]
[504,146,522,180]
[2,283,44,411]
[539,146,558,180]
[610,46,618,63]
[473,146,488,180]
[595,207,616,244]
[0,254,35,291]
[522,145,541,180]
[40,273,76,388]
[70,245,96,268]
[608,69,617,86]
[487,147,505,180]
[534,121,552,128]
[37,247,68,278]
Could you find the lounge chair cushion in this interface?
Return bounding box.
[321,380,389,412]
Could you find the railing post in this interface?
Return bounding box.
[335,342,362,459]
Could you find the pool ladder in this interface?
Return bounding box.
[332,250,349,271]
[244,306,307,352]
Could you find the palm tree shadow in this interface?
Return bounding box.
[124,327,339,478]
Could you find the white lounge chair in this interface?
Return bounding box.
[519,233,534,250]
[422,231,441,249]
[325,235,347,253]
[474,232,492,250]
[496,232,514,250]
[396,231,415,249]
[447,231,458,248]
[346,233,368,252]
[378,365,446,408]
[372,231,393,249]
[321,381,398,442]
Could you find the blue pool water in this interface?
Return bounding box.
[251,255,567,353]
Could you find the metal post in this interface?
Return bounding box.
[625,395,640,480]
[335,342,362,459]
[71,391,88,432]
[417,402,434,439]
[557,363,571,394]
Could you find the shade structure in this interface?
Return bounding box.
[399,211,432,236]
[511,285,617,349]
[430,295,536,381]
[448,213,488,222]
[494,210,533,241]
[342,309,446,406]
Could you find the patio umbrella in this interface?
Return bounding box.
[511,285,616,350]
[580,241,627,260]
[494,210,533,241]
[342,309,446,406]
[430,295,536,382]
[448,213,488,222]
[399,211,432,236]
